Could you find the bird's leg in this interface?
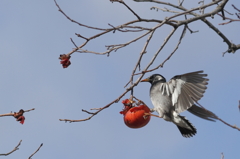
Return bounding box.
[143,113,162,119]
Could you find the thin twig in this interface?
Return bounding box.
[57,0,240,123]
[125,30,155,88]
[232,4,240,12]
[111,0,142,20]
[238,100,240,112]
[221,153,224,159]
[185,24,199,33]
[133,27,179,76]
[28,143,43,159]
[217,118,240,131]
[108,23,148,32]
[147,25,187,72]
[217,13,240,25]
[0,140,22,156]
[24,108,35,113]
[0,108,35,117]
[133,96,148,106]
[70,38,78,48]
[54,0,108,31]
[151,6,181,14]
[75,33,89,40]
[60,89,130,122]
[138,0,239,53]
[76,30,151,55]
[54,0,177,57]
[196,102,240,131]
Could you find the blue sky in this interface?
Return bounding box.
[1,0,240,158]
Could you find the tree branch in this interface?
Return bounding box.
[54,0,108,31]
[136,0,239,53]
[196,102,240,131]
[57,0,239,124]
[125,30,155,88]
[221,153,224,159]
[60,87,130,122]
[0,108,35,117]
[146,25,187,71]
[0,140,22,156]
[111,0,142,20]
[28,143,43,159]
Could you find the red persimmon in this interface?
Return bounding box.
[120,99,151,128]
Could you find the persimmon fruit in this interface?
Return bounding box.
[120,99,151,128]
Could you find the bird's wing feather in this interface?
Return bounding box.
[161,70,209,113]
[187,104,218,121]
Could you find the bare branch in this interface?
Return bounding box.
[28,143,43,159]
[217,118,240,131]
[57,0,239,123]
[65,18,175,56]
[110,0,142,20]
[176,0,228,25]
[217,4,240,25]
[136,0,239,53]
[24,108,35,113]
[238,100,240,112]
[125,30,155,88]
[218,16,240,25]
[108,23,150,32]
[133,96,148,106]
[60,89,130,122]
[0,140,22,156]
[151,6,181,14]
[135,0,222,11]
[76,30,152,56]
[134,27,179,76]
[157,25,187,68]
[185,23,199,33]
[54,0,108,31]
[196,102,240,131]
[0,108,35,117]
[232,4,240,13]
[135,26,186,75]
[179,0,184,6]
[120,25,152,31]
[55,0,179,57]
[70,38,78,48]
[221,153,224,159]
[75,33,89,41]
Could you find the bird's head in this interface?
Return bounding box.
[141,74,166,84]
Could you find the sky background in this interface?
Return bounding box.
[1,0,240,159]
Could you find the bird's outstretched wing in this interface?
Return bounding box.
[159,70,209,113]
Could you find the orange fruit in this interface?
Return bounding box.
[120,100,151,128]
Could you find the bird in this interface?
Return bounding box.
[141,70,218,138]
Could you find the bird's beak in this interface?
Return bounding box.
[141,78,149,82]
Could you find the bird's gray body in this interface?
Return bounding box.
[150,78,195,132]
[142,71,218,137]
[150,82,172,121]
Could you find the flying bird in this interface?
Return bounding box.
[141,70,217,138]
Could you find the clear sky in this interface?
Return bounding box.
[1,0,240,159]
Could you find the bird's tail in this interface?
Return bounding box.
[173,115,197,138]
[187,104,218,121]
